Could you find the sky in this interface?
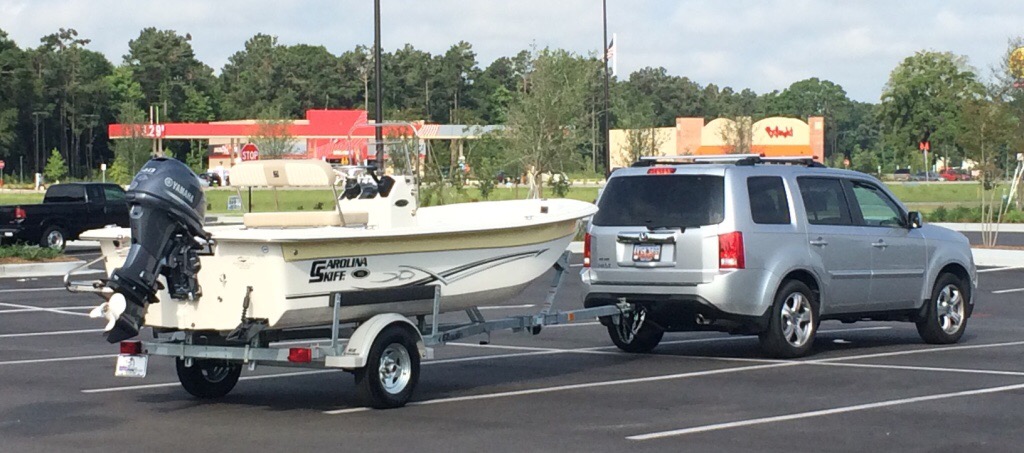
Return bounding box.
[0,0,1021,103]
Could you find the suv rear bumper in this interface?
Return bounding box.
[582,268,775,334]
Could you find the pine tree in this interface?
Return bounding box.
[43,148,68,183]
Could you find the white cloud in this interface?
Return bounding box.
[1,0,1022,103]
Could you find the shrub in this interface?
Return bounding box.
[0,245,63,261]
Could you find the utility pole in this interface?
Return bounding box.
[32,111,48,174]
[601,0,610,176]
[373,0,384,171]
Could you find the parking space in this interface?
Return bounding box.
[2,261,1024,451]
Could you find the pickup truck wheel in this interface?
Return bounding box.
[354,324,420,409]
[607,305,663,353]
[916,273,968,344]
[759,280,818,358]
[175,358,242,399]
[40,225,67,250]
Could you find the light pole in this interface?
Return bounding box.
[32,111,48,174]
[81,114,99,177]
[601,0,610,176]
[373,0,384,171]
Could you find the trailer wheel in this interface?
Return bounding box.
[607,305,663,353]
[175,358,242,399]
[354,324,420,409]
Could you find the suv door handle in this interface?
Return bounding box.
[809,237,828,247]
[872,240,887,248]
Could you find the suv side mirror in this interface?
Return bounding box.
[907,211,922,229]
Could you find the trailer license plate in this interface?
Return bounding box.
[633,244,661,262]
[115,354,148,378]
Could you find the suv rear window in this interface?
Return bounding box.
[593,174,725,227]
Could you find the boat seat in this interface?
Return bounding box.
[243,210,369,228]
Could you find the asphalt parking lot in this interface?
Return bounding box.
[3,253,1024,452]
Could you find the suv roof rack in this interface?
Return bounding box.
[632,154,824,168]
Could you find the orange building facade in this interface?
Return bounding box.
[611,116,824,168]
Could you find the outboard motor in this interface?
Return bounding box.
[101,158,208,343]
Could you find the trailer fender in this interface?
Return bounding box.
[325,314,423,370]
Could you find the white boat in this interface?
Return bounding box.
[78,158,597,338]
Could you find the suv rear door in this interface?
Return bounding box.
[588,170,724,286]
[797,176,874,313]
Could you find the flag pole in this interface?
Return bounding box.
[374,0,384,172]
[602,0,610,176]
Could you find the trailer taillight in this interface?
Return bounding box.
[13,206,26,220]
[718,231,745,269]
[288,347,312,363]
[120,341,142,355]
[583,233,592,268]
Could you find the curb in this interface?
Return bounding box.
[0,260,91,279]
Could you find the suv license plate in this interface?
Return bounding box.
[632,244,662,262]
[115,354,148,378]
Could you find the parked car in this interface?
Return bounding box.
[911,171,944,181]
[940,168,972,181]
[581,155,976,358]
[201,171,229,187]
[892,168,911,181]
[0,183,130,249]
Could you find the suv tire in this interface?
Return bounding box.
[916,273,968,344]
[759,280,818,358]
[607,305,664,353]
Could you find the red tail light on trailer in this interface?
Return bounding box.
[718,232,745,269]
[119,341,142,355]
[288,347,312,363]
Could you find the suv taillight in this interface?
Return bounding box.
[718,231,744,269]
[13,206,26,220]
[647,167,676,175]
[583,232,592,268]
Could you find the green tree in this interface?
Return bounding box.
[0,29,32,164]
[43,147,67,182]
[111,102,152,177]
[503,48,595,197]
[248,109,297,158]
[878,51,984,170]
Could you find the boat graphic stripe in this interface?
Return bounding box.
[280,219,576,261]
[284,249,547,301]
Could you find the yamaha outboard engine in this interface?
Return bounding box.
[103,158,208,343]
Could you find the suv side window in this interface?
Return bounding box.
[850,180,904,227]
[747,176,791,224]
[797,177,853,225]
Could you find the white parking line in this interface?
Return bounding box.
[324,362,799,415]
[476,304,536,310]
[626,382,1024,440]
[0,287,69,294]
[0,302,90,317]
[0,305,93,314]
[0,328,104,338]
[992,288,1024,294]
[978,266,1024,274]
[0,354,117,366]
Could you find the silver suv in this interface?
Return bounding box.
[582,155,976,358]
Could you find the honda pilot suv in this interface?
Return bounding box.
[581,155,976,358]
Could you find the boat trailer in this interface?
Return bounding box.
[69,252,631,409]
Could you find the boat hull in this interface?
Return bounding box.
[96,219,578,331]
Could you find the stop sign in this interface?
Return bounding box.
[240,143,260,161]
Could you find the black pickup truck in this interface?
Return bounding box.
[0,183,130,250]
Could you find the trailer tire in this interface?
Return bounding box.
[175,358,242,399]
[354,324,420,409]
[606,305,663,353]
